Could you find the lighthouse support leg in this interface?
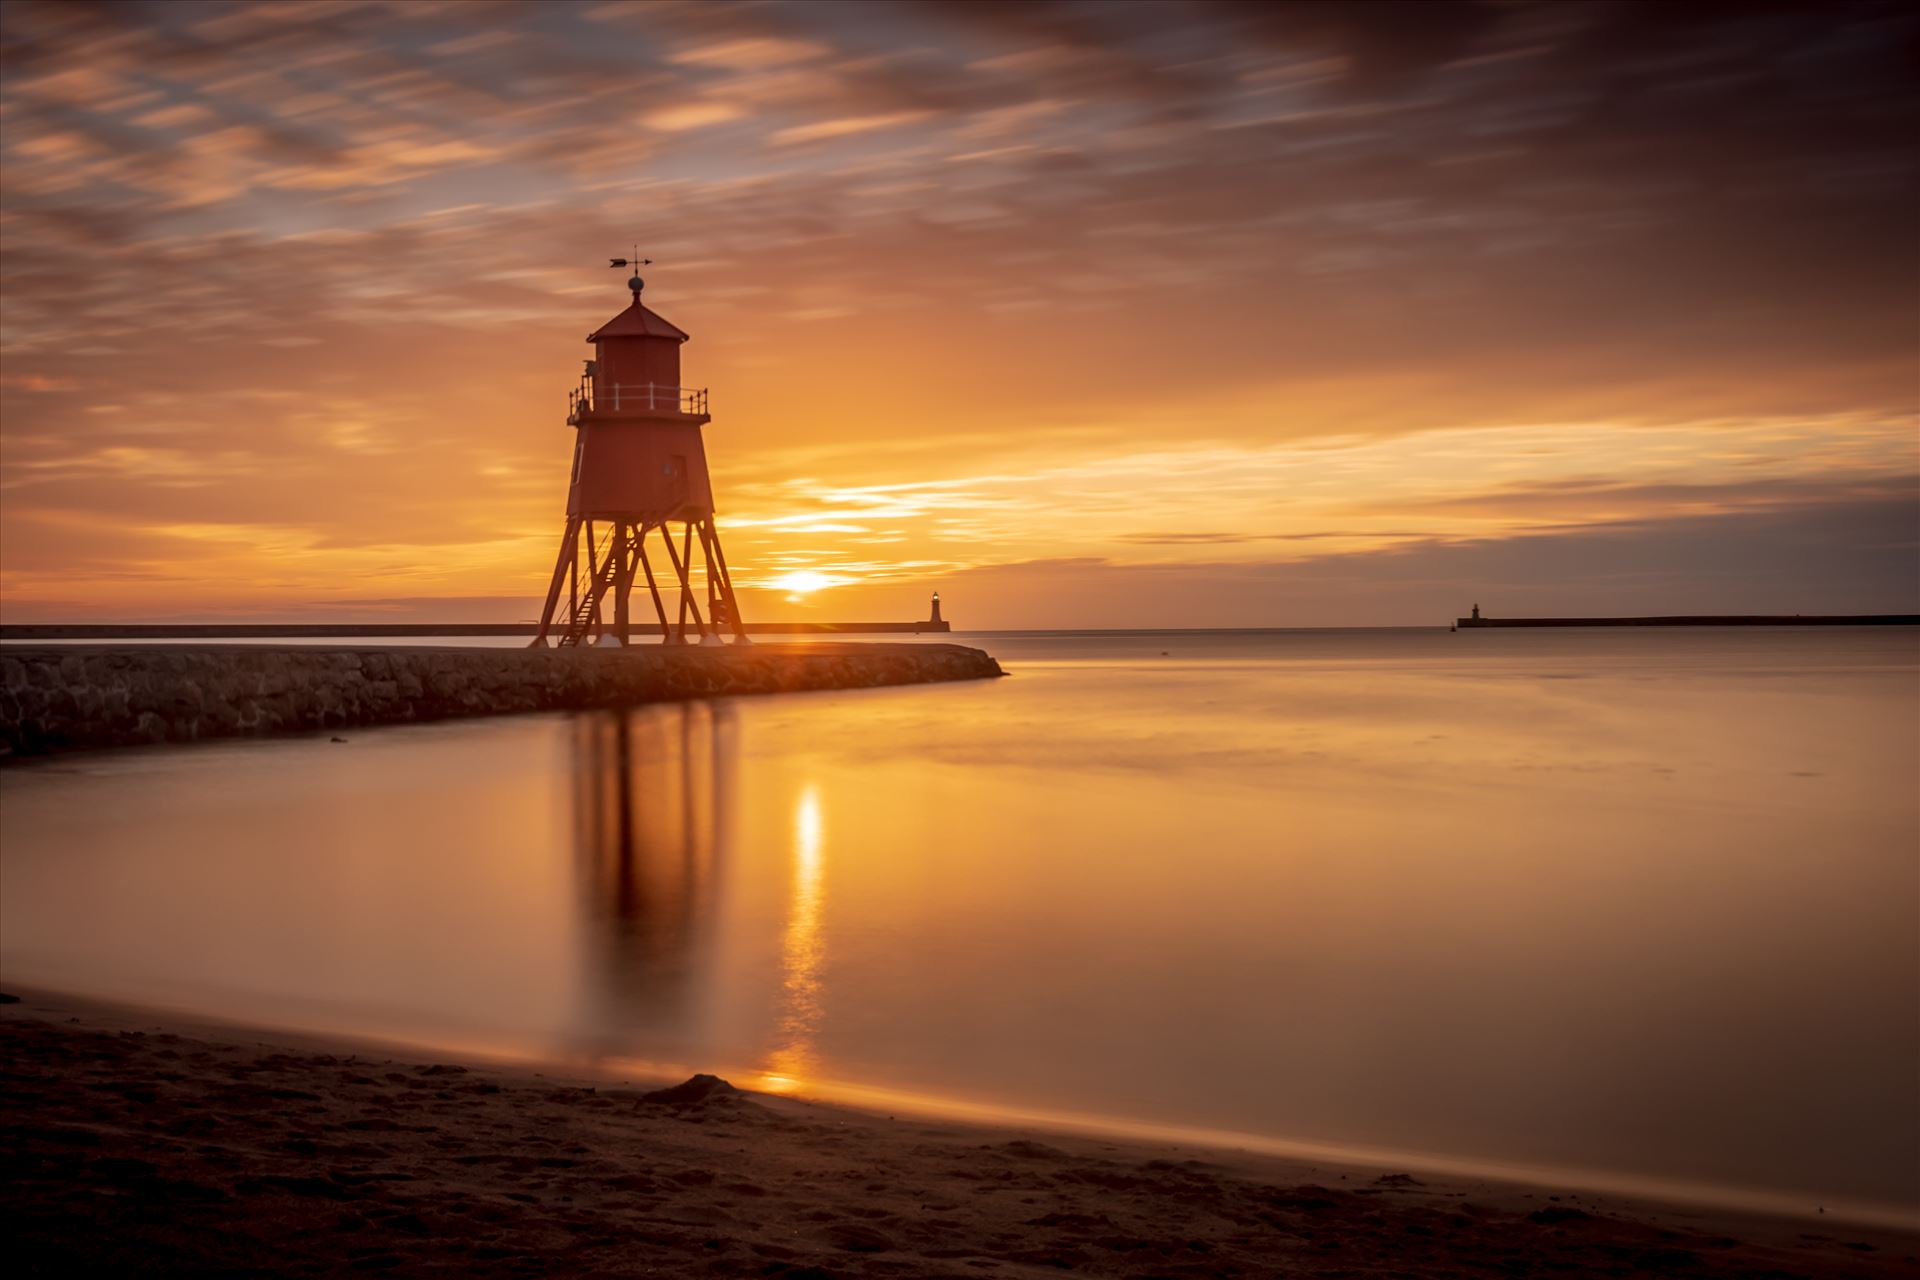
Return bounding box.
[534,515,583,646]
[658,522,709,644]
[651,525,684,644]
[614,521,629,644]
[635,530,672,641]
[614,521,645,644]
[682,521,714,644]
[632,522,649,645]
[674,522,694,640]
[566,524,579,628]
[685,522,712,643]
[700,518,750,643]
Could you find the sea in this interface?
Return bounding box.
[3,627,1915,1225]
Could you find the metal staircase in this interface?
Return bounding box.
[554,526,618,647]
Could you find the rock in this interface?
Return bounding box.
[640,1073,740,1107]
[1528,1207,1592,1225]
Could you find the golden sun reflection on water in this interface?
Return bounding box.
[757,785,826,1090]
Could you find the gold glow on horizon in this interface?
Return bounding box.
[0,410,1910,623]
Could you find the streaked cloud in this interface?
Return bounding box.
[669,37,831,70]
[0,0,1913,623]
[641,100,748,132]
[771,111,930,146]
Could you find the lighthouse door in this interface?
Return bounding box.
[665,454,690,511]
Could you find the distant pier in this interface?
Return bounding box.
[1455,614,1918,629]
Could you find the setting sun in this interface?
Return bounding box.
[770,570,851,599]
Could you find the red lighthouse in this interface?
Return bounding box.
[534,263,748,647]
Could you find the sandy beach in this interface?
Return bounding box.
[2,989,1911,1278]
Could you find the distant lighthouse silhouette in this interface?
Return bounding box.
[534,262,748,647]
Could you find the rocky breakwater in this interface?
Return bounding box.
[0,642,1003,757]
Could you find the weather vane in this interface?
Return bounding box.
[609,246,651,297]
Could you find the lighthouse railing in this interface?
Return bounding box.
[568,383,708,423]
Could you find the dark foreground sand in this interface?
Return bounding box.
[2,992,1913,1278]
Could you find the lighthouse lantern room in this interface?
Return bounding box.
[533,262,748,647]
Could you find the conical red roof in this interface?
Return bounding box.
[588,296,689,343]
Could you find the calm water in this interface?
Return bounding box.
[3,629,1916,1222]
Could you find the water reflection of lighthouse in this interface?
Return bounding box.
[571,703,734,1059]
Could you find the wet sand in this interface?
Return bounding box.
[2,990,1912,1277]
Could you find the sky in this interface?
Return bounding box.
[1,0,1915,627]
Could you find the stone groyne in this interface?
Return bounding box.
[0,643,1003,757]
